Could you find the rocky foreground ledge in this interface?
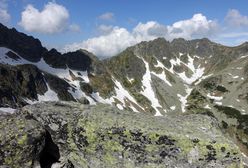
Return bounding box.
[0,102,243,168]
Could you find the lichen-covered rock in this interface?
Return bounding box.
[19,101,243,168]
[0,112,46,168]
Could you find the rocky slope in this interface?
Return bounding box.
[1,23,248,116]
[0,101,243,168]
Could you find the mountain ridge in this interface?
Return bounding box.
[1,23,248,166]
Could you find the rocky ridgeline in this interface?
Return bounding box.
[1,23,248,168]
[0,101,243,168]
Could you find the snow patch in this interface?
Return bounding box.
[105,78,144,112]
[169,54,205,84]
[215,102,222,105]
[0,107,16,114]
[240,55,248,59]
[0,47,29,65]
[127,77,135,83]
[38,84,59,102]
[177,85,192,113]
[204,104,211,109]
[194,74,213,85]
[116,104,124,110]
[207,93,223,101]
[151,71,172,87]
[140,58,163,116]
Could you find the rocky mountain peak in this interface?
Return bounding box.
[0,23,47,62]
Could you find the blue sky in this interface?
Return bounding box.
[1,0,248,57]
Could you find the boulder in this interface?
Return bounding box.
[0,112,46,168]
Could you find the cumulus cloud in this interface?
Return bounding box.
[19,2,70,34]
[98,12,114,21]
[225,9,248,28]
[0,0,10,24]
[167,13,218,39]
[64,27,135,57]
[63,13,219,57]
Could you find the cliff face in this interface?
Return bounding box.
[0,101,243,168]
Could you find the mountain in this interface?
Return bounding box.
[1,23,248,167]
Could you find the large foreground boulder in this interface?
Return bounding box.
[0,112,46,167]
[0,101,243,167]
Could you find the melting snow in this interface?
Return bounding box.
[177,85,192,113]
[228,73,240,79]
[194,74,213,85]
[204,104,211,109]
[153,60,172,86]
[36,58,90,83]
[127,77,135,83]
[151,71,172,87]
[116,104,124,110]
[178,55,205,84]
[38,83,59,102]
[215,102,222,105]
[207,93,223,101]
[102,78,143,112]
[169,54,205,84]
[196,43,199,49]
[140,59,163,116]
[170,106,176,110]
[0,47,29,65]
[240,55,248,59]
[0,107,16,114]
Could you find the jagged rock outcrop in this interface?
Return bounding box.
[0,101,242,168]
[0,24,47,62]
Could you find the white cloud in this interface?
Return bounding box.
[19,2,70,34]
[68,24,81,33]
[64,27,136,57]
[98,12,114,21]
[133,21,168,41]
[0,9,10,24]
[63,13,219,57]
[225,9,248,28]
[167,13,218,40]
[0,0,10,24]
[97,24,114,35]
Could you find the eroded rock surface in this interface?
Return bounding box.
[0,101,240,168]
